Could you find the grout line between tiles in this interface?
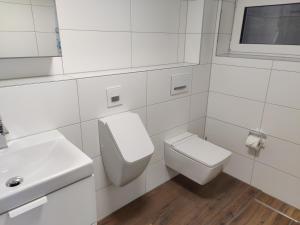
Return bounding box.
[203,73,212,138]
[210,90,300,111]
[249,61,274,184]
[259,61,274,130]
[60,29,183,35]
[213,62,272,70]
[75,79,84,150]
[130,0,133,68]
[176,1,182,63]
[29,3,40,57]
[206,116,300,146]
[210,90,265,103]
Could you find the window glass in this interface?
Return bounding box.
[240,3,300,45]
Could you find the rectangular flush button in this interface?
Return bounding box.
[170,74,192,96]
[107,85,122,108]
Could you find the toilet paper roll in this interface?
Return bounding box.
[246,135,261,150]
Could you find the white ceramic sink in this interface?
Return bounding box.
[0,131,93,215]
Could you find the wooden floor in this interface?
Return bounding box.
[99,173,300,225]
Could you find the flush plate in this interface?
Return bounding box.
[106,85,122,108]
[170,74,192,96]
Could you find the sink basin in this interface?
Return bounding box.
[0,131,93,215]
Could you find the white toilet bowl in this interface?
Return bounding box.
[164,132,232,185]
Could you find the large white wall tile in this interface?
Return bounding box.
[202,0,219,34]
[206,118,253,159]
[186,0,204,33]
[188,118,206,138]
[215,34,231,55]
[199,34,215,64]
[77,72,146,121]
[177,34,186,62]
[252,162,300,209]
[132,33,178,67]
[131,0,181,33]
[147,67,193,105]
[190,93,208,120]
[0,80,80,139]
[56,0,130,31]
[61,30,131,73]
[147,97,190,135]
[59,123,83,150]
[149,135,165,165]
[0,2,34,31]
[179,1,188,34]
[210,64,270,101]
[224,152,254,184]
[31,0,54,6]
[185,34,201,64]
[0,32,38,58]
[36,33,59,56]
[192,64,211,94]
[146,160,177,192]
[0,57,63,80]
[32,5,57,32]
[2,0,31,4]
[207,92,264,129]
[262,104,300,144]
[267,70,300,109]
[81,120,101,159]
[258,137,300,178]
[218,0,235,34]
[96,174,146,220]
[212,58,273,69]
[273,61,300,73]
[93,156,111,191]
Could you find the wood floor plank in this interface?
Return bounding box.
[256,192,300,222]
[99,173,299,225]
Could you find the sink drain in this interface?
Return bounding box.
[6,177,23,187]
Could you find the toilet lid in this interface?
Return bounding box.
[173,136,232,168]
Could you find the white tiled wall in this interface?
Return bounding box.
[3,0,300,221]
[56,0,191,73]
[206,0,300,209]
[0,64,210,221]
[0,0,212,221]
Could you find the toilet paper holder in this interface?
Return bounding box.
[246,130,267,153]
[249,130,267,140]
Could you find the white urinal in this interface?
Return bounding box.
[99,112,154,186]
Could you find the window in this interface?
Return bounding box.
[231,0,300,56]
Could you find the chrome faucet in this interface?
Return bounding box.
[0,116,9,149]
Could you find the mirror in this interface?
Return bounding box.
[0,0,61,58]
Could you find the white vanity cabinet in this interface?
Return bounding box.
[0,176,97,225]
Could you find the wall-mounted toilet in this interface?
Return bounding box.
[99,112,154,186]
[165,132,232,185]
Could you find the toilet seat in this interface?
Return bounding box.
[172,135,232,168]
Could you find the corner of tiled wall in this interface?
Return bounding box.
[206,0,300,209]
